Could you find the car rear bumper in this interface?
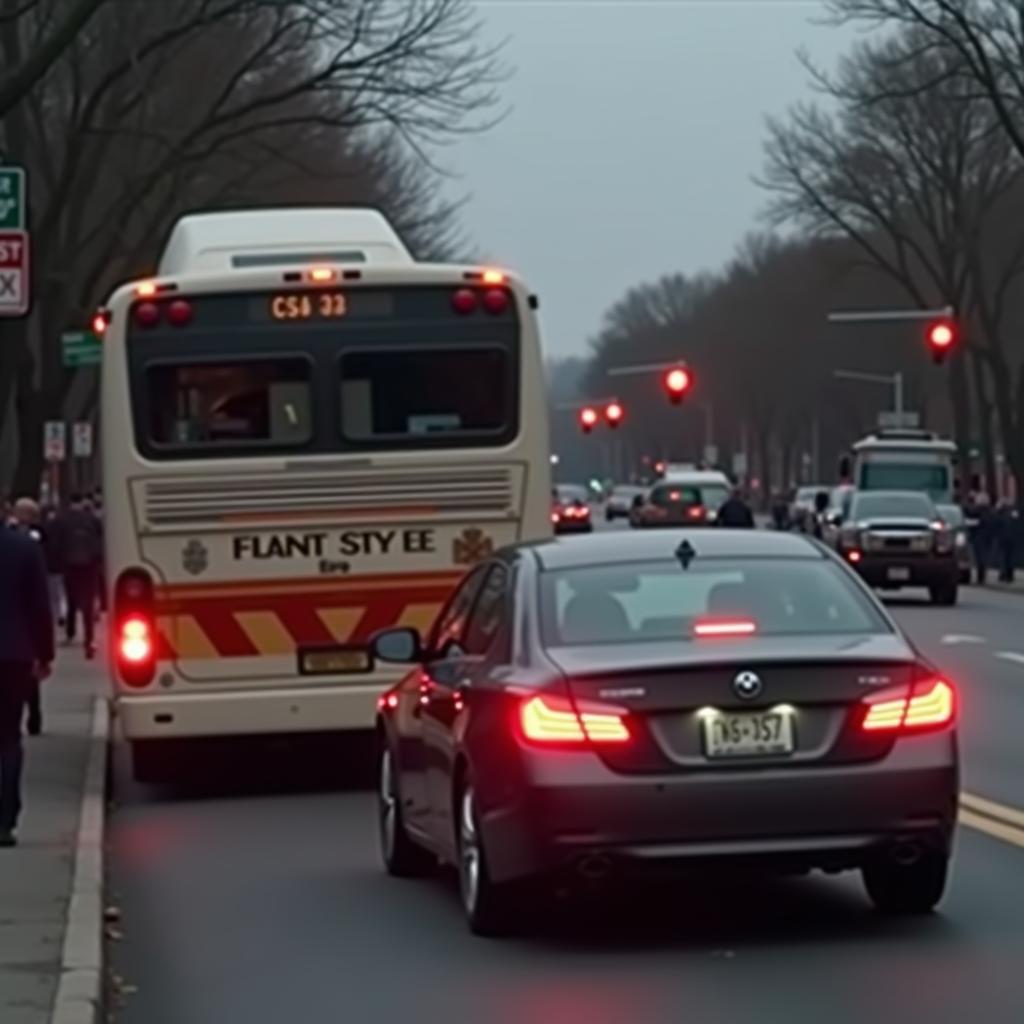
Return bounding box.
[481,733,958,882]
[554,521,593,534]
[115,683,385,739]
[851,554,959,588]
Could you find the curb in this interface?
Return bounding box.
[50,698,109,1024]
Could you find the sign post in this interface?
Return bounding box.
[0,166,29,318]
[44,420,65,506]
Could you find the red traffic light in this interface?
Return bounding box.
[605,401,624,428]
[927,319,956,364]
[579,406,599,433]
[665,367,691,403]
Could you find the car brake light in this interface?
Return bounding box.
[862,679,955,732]
[551,511,560,524]
[848,550,862,563]
[520,695,629,744]
[687,505,705,520]
[693,618,757,638]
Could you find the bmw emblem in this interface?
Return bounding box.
[733,670,763,701]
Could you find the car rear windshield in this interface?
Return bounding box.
[540,558,889,646]
[650,483,728,509]
[556,485,589,503]
[852,493,935,520]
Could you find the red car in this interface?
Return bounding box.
[551,485,593,534]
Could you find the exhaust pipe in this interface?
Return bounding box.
[576,853,612,881]
[890,841,924,867]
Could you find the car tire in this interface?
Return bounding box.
[862,851,949,914]
[929,581,958,606]
[378,743,433,878]
[456,780,518,936]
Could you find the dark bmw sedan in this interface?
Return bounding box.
[372,530,958,934]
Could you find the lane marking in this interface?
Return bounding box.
[940,634,986,645]
[959,809,1024,850]
[960,791,1024,850]
[961,792,1024,831]
[995,651,1024,666]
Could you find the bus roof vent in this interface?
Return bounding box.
[157,208,414,275]
[872,429,938,441]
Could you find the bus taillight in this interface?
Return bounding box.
[166,299,193,326]
[452,288,478,314]
[482,288,509,315]
[134,302,161,328]
[114,569,156,687]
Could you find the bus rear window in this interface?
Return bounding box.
[340,347,513,444]
[146,358,312,449]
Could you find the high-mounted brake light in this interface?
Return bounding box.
[693,618,757,638]
[520,695,629,744]
[862,679,955,732]
[136,280,158,298]
[307,266,337,284]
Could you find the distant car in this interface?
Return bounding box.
[661,469,732,523]
[631,481,718,528]
[552,484,593,535]
[605,485,647,522]
[791,485,827,532]
[373,528,958,934]
[833,491,959,605]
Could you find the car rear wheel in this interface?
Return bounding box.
[378,744,433,878]
[862,851,949,914]
[457,782,517,936]
[929,581,958,606]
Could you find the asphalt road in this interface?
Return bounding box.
[106,524,1024,1024]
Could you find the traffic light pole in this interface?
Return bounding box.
[827,305,953,324]
[834,369,905,417]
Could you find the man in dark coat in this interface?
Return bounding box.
[0,523,55,846]
[716,487,756,528]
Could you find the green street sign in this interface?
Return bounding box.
[0,167,26,230]
[61,330,101,368]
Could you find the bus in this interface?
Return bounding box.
[99,208,552,781]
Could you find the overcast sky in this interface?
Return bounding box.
[453,0,857,358]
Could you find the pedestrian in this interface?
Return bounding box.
[54,494,103,659]
[770,491,790,531]
[716,487,756,528]
[39,505,65,628]
[995,499,1019,584]
[9,499,46,735]
[964,486,993,585]
[0,518,55,846]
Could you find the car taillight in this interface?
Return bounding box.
[687,505,705,520]
[519,694,629,745]
[862,679,955,733]
[114,568,156,687]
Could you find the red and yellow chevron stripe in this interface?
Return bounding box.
[154,571,463,660]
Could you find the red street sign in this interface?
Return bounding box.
[0,230,30,317]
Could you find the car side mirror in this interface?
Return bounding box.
[371,627,423,664]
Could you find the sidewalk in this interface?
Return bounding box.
[0,649,106,1024]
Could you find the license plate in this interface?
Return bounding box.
[299,647,372,675]
[702,710,795,759]
[887,566,911,581]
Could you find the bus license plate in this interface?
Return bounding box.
[299,647,372,676]
[702,711,795,759]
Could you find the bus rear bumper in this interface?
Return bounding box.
[115,685,383,739]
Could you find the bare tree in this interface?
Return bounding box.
[761,23,1024,498]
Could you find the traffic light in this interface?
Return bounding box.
[927,318,956,364]
[605,401,624,429]
[579,406,598,434]
[664,366,691,404]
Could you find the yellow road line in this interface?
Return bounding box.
[961,792,1024,831]
[959,791,1024,849]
